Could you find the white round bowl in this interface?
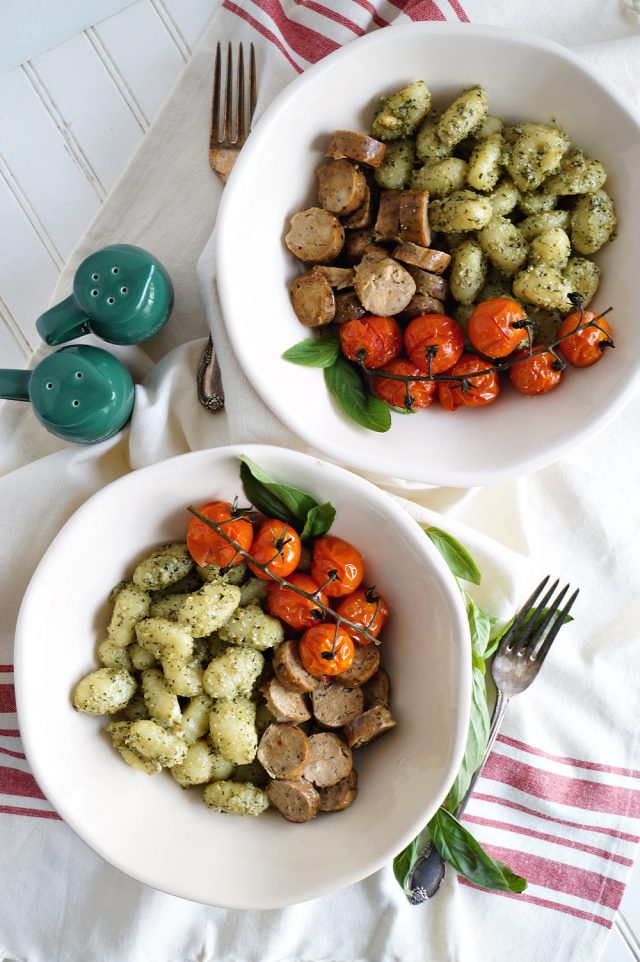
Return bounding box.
[214,23,640,487]
[14,444,470,909]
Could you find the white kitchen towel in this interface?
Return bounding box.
[2,2,640,962]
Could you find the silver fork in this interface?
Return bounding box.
[197,42,257,414]
[408,576,580,904]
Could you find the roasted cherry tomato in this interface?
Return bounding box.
[186,501,253,568]
[404,314,464,374]
[558,311,614,368]
[247,518,301,580]
[265,573,328,632]
[339,315,403,369]
[468,297,529,359]
[336,587,389,645]
[311,535,365,598]
[509,345,564,396]
[438,354,501,411]
[371,358,437,410]
[299,623,355,678]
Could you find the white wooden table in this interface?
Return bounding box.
[0,2,638,956]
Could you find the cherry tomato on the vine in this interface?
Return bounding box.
[404,314,465,374]
[186,501,253,568]
[558,311,614,368]
[371,358,437,410]
[509,346,564,396]
[336,587,389,645]
[311,535,365,598]
[247,518,301,580]
[468,297,529,359]
[339,315,403,369]
[265,573,328,632]
[438,354,501,411]
[298,623,355,678]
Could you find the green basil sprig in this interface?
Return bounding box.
[282,335,341,368]
[424,526,482,585]
[429,809,527,894]
[324,356,391,433]
[238,456,335,541]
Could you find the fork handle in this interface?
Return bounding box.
[407,691,510,902]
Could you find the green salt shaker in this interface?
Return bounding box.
[36,244,173,346]
[0,345,135,444]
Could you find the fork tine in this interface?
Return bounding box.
[249,42,257,128]
[513,578,560,655]
[533,586,579,663]
[521,581,568,656]
[497,575,550,653]
[237,44,245,143]
[210,42,222,147]
[223,41,233,143]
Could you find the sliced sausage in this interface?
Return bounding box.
[325,131,386,168]
[304,732,352,787]
[266,776,320,822]
[362,669,390,709]
[400,293,446,320]
[343,228,376,264]
[290,270,335,327]
[262,677,311,723]
[336,644,380,688]
[342,186,373,229]
[344,705,397,749]
[272,640,319,694]
[334,291,367,325]
[285,207,345,264]
[354,257,416,316]
[399,190,431,247]
[315,266,355,290]
[374,191,401,242]
[317,160,367,216]
[404,265,449,301]
[257,722,310,778]
[392,242,451,274]
[311,683,364,727]
[317,769,358,812]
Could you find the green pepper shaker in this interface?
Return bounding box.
[0,345,135,444]
[36,244,173,346]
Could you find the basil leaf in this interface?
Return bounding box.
[423,527,481,585]
[393,836,420,893]
[282,335,341,368]
[239,462,297,525]
[300,501,336,542]
[444,663,490,812]
[324,357,391,433]
[465,593,492,658]
[429,808,526,893]
[238,455,319,521]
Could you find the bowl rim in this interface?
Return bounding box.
[213,21,640,488]
[14,443,472,908]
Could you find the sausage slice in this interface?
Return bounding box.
[404,265,449,301]
[400,293,446,320]
[318,769,358,812]
[317,160,367,216]
[344,228,376,264]
[392,242,451,274]
[315,266,355,290]
[257,722,310,778]
[354,257,416,316]
[262,677,311,723]
[304,732,353,787]
[311,683,364,727]
[334,291,367,325]
[342,186,373,229]
[290,270,335,327]
[325,131,386,168]
[285,207,345,264]
[398,190,431,247]
[272,640,319,694]
[362,669,390,709]
[344,705,397,749]
[336,644,380,688]
[267,776,320,822]
[374,191,401,242]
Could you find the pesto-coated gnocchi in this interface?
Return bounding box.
[487,178,520,216]
[374,138,415,190]
[437,86,489,148]
[177,581,241,637]
[217,603,284,651]
[564,256,600,307]
[512,264,573,312]
[132,542,193,591]
[429,190,493,232]
[171,739,234,787]
[126,719,187,767]
[506,123,569,191]
[107,584,150,647]
[141,666,183,730]
[570,189,616,255]
[203,646,264,699]
[209,696,258,765]
[181,693,214,745]
[529,228,571,270]
[415,112,452,165]
[467,133,504,192]
[372,80,431,141]
[73,667,136,716]
[477,215,528,276]
[135,617,193,664]
[449,240,487,306]
[203,779,269,816]
[410,157,467,196]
